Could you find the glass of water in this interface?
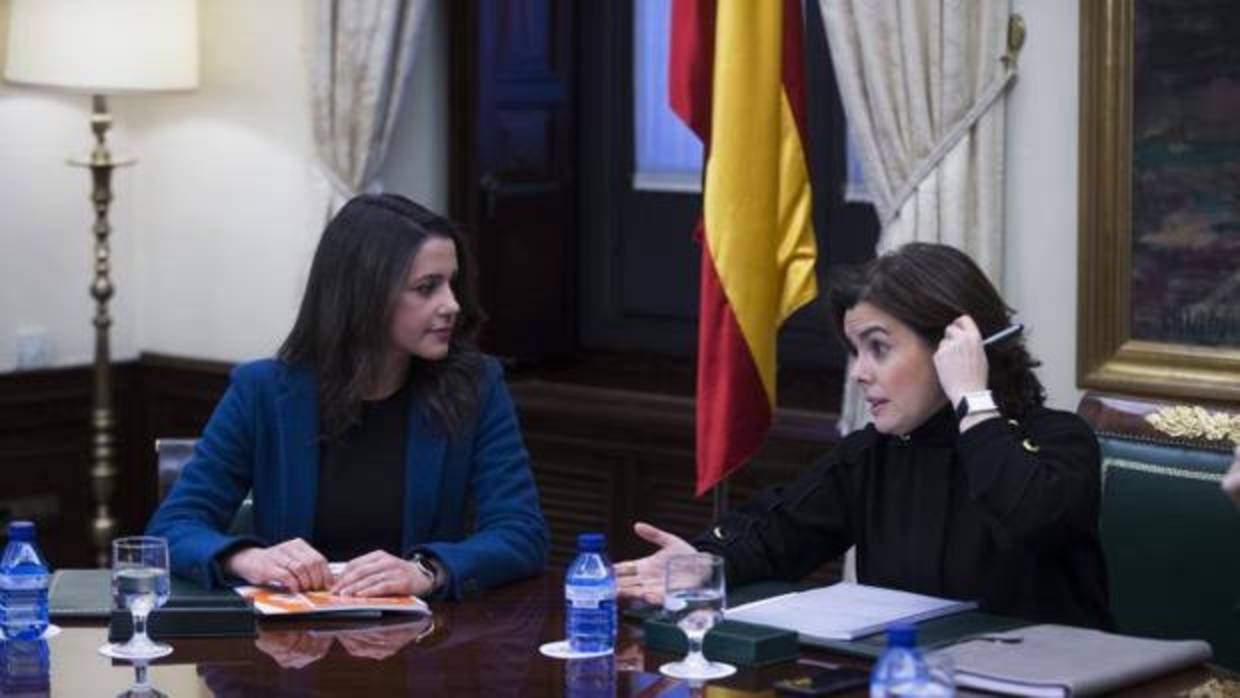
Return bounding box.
[658,553,736,681]
[102,536,173,660]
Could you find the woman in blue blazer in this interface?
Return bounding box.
[147,194,548,600]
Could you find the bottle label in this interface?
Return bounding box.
[565,584,614,608]
[0,574,49,590]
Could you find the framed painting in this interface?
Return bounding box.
[1078,0,1240,401]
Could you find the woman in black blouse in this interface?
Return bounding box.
[616,242,1112,629]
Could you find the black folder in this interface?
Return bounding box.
[49,569,256,639]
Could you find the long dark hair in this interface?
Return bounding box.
[278,193,485,440]
[828,242,1045,419]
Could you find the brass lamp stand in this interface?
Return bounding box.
[3,0,200,568]
[70,96,135,568]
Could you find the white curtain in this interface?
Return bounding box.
[309,0,429,210]
[818,0,1017,435]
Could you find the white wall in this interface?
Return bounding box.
[122,0,322,363]
[0,0,448,370]
[1004,0,1081,411]
[0,89,134,368]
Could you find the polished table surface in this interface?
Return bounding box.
[27,571,1235,697]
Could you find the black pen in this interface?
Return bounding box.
[982,323,1024,346]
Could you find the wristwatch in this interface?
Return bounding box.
[409,553,443,591]
[955,389,998,421]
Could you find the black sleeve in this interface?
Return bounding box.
[691,441,864,586]
[955,409,1102,551]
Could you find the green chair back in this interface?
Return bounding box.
[155,438,253,536]
[1097,436,1239,670]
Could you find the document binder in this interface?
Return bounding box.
[938,624,1212,697]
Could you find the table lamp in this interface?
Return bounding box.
[3,0,199,566]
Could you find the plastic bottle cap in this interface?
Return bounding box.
[885,622,918,648]
[6,521,35,542]
[576,532,606,552]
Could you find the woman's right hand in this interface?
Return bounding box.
[614,522,697,605]
[224,538,332,591]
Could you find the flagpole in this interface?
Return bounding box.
[711,478,730,519]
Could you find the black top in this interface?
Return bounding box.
[312,381,411,562]
[694,405,1114,629]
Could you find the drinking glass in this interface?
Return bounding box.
[658,553,736,680]
[100,536,173,660]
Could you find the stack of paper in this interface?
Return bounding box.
[724,582,977,642]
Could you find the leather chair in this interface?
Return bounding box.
[155,438,253,535]
[1078,393,1240,671]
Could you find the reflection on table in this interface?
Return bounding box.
[43,571,1233,697]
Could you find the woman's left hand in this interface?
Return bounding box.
[933,315,990,407]
[330,550,436,598]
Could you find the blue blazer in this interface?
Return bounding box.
[146,356,548,599]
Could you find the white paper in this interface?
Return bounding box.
[724,582,976,641]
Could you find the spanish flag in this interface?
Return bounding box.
[671,0,818,496]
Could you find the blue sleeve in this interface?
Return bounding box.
[145,366,266,588]
[419,361,549,598]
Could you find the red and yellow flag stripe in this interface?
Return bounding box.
[672,0,818,495]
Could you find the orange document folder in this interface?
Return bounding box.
[234,586,430,617]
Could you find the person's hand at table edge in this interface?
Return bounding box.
[330,549,441,598]
[225,538,331,592]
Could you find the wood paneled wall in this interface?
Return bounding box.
[0,355,841,580]
[0,364,103,567]
[509,380,841,567]
[0,355,230,567]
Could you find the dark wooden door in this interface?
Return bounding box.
[450,0,577,363]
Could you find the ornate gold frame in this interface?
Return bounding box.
[1077,0,1240,402]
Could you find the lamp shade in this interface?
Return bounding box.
[4,0,198,94]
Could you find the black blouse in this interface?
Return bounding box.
[312,382,411,562]
[694,405,1113,629]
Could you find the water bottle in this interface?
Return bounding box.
[564,532,617,653]
[0,639,50,697]
[0,521,51,641]
[870,623,929,697]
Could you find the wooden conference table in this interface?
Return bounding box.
[38,571,1230,697]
